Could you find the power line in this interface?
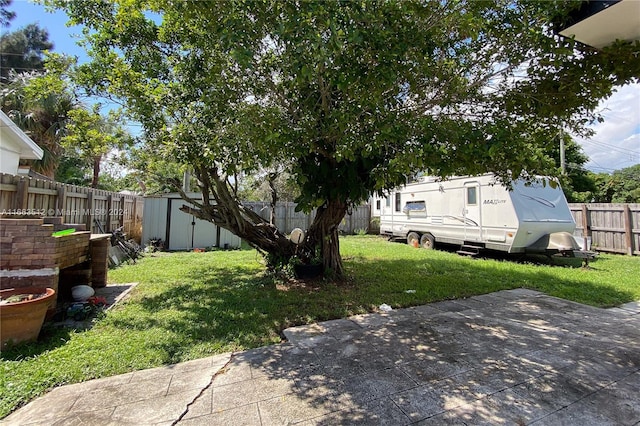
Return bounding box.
[599,111,640,126]
[582,139,639,155]
[580,138,640,156]
[585,156,639,173]
[584,160,617,172]
[0,52,49,57]
[0,66,45,71]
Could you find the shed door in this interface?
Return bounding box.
[463,182,482,241]
[168,199,218,250]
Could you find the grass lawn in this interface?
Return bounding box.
[1,235,639,417]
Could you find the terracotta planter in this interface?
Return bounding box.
[0,287,55,349]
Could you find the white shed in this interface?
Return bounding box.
[142,193,241,251]
[0,110,43,175]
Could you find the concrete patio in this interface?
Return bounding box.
[3,289,639,425]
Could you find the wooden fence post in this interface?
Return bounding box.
[624,204,633,256]
[15,178,29,210]
[56,186,66,217]
[119,197,125,230]
[85,192,94,232]
[581,204,590,252]
[132,197,138,234]
[106,194,113,231]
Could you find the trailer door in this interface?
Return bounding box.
[378,193,395,236]
[463,181,482,241]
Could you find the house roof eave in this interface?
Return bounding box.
[0,110,44,160]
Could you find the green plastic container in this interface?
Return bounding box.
[52,228,75,237]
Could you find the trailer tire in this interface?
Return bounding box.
[420,233,435,250]
[407,232,420,248]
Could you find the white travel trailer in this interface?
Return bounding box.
[374,174,591,257]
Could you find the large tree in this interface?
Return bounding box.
[1,53,133,183]
[0,23,53,82]
[52,0,640,278]
[62,106,133,188]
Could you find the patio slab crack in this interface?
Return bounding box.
[171,353,235,425]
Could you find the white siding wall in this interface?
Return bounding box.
[141,197,168,246]
[0,148,19,175]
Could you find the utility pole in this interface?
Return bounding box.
[559,129,566,175]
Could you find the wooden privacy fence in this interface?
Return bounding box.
[568,203,639,256]
[0,173,144,243]
[243,201,371,234]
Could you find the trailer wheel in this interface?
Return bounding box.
[420,233,435,250]
[407,232,420,248]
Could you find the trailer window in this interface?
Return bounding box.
[467,187,477,205]
[395,192,401,212]
[403,201,426,214]
[376,199,381,210]
[385,197,390,208]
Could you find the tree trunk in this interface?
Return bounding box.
[91,156,101,188]
[176,167,349,280]
[177,166,298,265]
[307,198,348,278]
[268,173,277,226]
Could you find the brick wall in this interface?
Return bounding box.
[1,219,56,270]
[0,218,90,272]
[54,233,91,269]
[1,218,92,316]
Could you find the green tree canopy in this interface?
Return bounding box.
[51,0,640,278]
[609,164,640,203]
[547,162,640,204]
[1,53,133,185]
[238,169,300,203]
[1,62,77,178]
[548,134,596,202]
[0,23,53,82]
[0,0,16,27]
[62,106,133,188]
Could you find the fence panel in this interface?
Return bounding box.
[0,174,16,208]
[65,189,88,224]
[92,195,108,231]
[341,205,370,234]
[569,203,639,256]
[0,173,144,243]
[243,201,370,235]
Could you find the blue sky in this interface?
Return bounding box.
[4,0,640,173]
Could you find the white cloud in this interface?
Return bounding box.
[574,83,640,173]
